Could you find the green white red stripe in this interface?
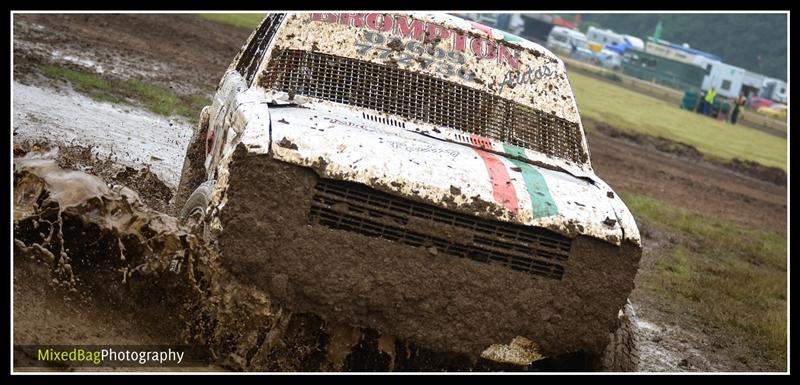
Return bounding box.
[473,147,520,215]
[471,135,558,219]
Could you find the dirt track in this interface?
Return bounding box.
[13,13,246,95]
[12,14,787,372]
[589,129,786,235]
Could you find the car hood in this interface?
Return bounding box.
[234,103,638,246]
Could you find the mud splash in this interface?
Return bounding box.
[13,157,279,370]
[14,140,174,212]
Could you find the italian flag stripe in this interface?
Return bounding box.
[473,147,520,215]
[502,144,559,218]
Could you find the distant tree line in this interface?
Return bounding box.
[570,13,787,81]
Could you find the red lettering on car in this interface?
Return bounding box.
[394,15,426,41]
[340,13,365,28]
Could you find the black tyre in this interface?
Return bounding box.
[598,300,639,372]
[174,106,211,216]
[180,180,215,221]
[179,180,215,243]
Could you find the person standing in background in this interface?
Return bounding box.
[730,92,746,125]
[703,87,717,116]
[697,90,707,114]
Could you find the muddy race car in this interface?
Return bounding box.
[175,12,642,371]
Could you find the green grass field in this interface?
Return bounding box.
[195,13,264,30]
[569,72,787,170]
[623,192,787,370]
[41,65,209,121]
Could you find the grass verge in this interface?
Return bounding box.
[41,65,209,121]
[570,71,787,170]
[623,192,787,370]
[195,13,265,31]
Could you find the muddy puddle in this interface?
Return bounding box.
[13,82,193,189]
[13,153,570,372]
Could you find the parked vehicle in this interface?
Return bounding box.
[741,70,766,98]
[586,26,625,46]
[571,45,598,63]
[622,35,644,50]
[761,78,788,104]
[596,48,622,70]
[621,48,707,92]
[748,95,775,110]
[546,26,589,55]
[757,104,787,120]
[694,57,746,99]
[176,13,643,371]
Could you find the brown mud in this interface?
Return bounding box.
[14,140,174,212]
[216,146,641,358]
[587,124,786,235]
[11,156,331,371]
[13,14,247,96]
[14,158,213,344]
[590,120,787,186]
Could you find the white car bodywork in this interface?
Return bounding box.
[204,13,640,250]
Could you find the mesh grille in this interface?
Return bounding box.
[260,49,588,164]
[309,178,570,280]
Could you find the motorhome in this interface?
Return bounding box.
[694,56,746,99]
[741,71,766,97]
[644,39,746,99]
[622,35,644,50]
[644,39,721,66]
[546,26,588,55]
[586,26,625,46]
[761,78,788,104]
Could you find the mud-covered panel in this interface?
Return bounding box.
[15,157,556,371]
[254,106,624,245]
[234,14,285,85]
[593,178,642,247]
[214,149,642,357]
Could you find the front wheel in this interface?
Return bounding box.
[180,180,215,218]
[173,106,211,216]
[179,180,216,241]
[597,300,640,372]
